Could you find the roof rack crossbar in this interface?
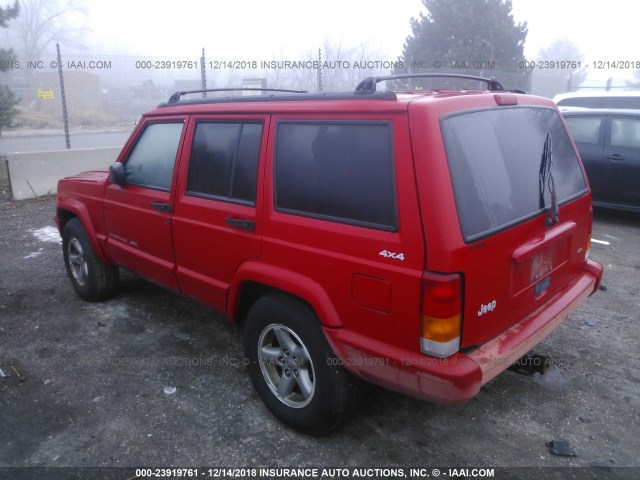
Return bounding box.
[167,88,308,104]
[355,74,505,94]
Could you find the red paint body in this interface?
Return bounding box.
[56,89,603,404]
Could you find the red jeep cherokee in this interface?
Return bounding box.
[56,74,603,433]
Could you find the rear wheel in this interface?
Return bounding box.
[243,294,361,434]
[62,219,119,301]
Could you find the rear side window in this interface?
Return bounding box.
[442,107,587,242]
[125,122,183,191]
[610,117,640,148]
[564,116,602,144]
[187,122,262,204]
[275,122,397,230]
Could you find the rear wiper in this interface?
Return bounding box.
[539,133,559,226]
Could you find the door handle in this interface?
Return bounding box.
[606,154,624,162]
[150,201,172,213]
[225,217,256,231]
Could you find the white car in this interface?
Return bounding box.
[553,91,640,109]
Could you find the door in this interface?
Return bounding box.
[103,118,187,289]
[604,115,640,208]
[171,116,267,311]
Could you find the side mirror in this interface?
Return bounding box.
[108,162,126,186]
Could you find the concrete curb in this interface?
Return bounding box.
[0,156,11,200]
[7,147,121,200]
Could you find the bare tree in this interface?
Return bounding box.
[11,0,88,59]
[265,39,390,93]
[626,70,640,89]
[319,39,388,92]
[532,38,587,98]
[205,39,391,94]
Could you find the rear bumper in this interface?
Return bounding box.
[323,261,602,405]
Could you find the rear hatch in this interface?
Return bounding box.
[437,102,592,348]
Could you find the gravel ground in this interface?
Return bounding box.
[0,197,638,479]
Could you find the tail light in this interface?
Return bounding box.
[420,272,463,358]
[586,206,593,260]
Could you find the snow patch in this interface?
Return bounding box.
[24,248,44,259]
[84,301,131,320]
[32,226,62,244]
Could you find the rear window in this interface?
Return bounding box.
[557,96,640,109]
[557,97,603,108]
[442,107,587,242]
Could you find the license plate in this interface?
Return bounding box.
[534,276,551,298]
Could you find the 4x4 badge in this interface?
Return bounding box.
[379,250,405,261]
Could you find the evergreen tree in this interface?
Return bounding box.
[0,1,20,136]
[627,70,640,89]
[533,38,587,98]
[398,0,529,90]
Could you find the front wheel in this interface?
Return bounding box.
[243,294,361,434]
[62,218,119,301]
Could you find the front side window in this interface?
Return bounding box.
[275,122,397,230]
[442,107,587,242]
[187,122,262,204]
[564,116,602,144]
[125,122,184,191]
[610,117,640,148]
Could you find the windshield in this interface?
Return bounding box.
[442,107,587,242]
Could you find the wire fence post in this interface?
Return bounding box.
[56,42,71,149]
[200,48,207,96]
[317,48,323,93]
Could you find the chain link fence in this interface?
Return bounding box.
[1,46,629,152]
[1,48,387,137]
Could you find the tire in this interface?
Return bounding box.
[62,218,119,301]
[243,294,361,434]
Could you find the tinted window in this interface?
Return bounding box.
[610,118,640,148]
[557,97,602,108]
[564,116,602,144]
[275,122,396,230]
[557,96,640,109]
[442,107,587,242]
[604,97,640,109]
[187,122,262,204]
[125,122,183,190]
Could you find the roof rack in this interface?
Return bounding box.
[355,73,505,94]
[166,88,308,104]
[158,89,398,107]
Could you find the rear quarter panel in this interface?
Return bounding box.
[260,111,426,352]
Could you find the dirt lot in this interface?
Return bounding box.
[0,197,638,479]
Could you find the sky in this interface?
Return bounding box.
[79,0,638,62]
[2,0,638,87]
